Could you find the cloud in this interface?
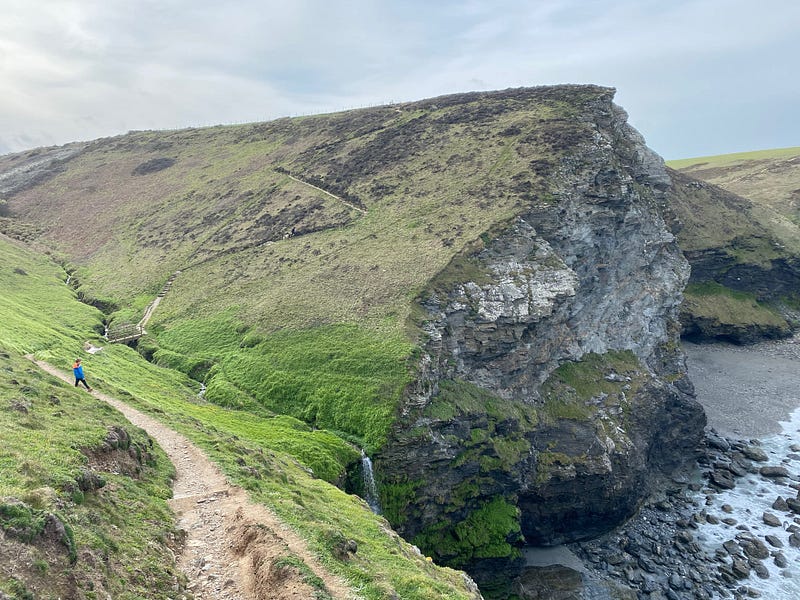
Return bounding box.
[0,0,798,158]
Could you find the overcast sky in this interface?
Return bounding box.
[1,0,797,160]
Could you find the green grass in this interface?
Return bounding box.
[0,351,180,599]
[682,281,789,329]
[666,146,800,170]
[0,236,482,598]
[153,317,414,452]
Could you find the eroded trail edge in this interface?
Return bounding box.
[28,356,354,600]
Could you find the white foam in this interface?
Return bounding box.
[694,406,800,598]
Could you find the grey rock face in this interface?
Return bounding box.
[377,89,705,586]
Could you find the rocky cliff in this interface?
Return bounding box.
[0,85,710,599]
[375,95,706,593]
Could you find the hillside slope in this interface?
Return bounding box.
[669,146,800,232]
[0,86,711,598]
[0,233,484,599]
[667,149,800,342]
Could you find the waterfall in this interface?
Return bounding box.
[361,450,382,514]
[198,383,207,398]
[65,275,72,285]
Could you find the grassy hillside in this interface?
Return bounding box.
[2,86,611,454]
[666,149,800,341]
[0,234,481,599]
[668,147,800,255]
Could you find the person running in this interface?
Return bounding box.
[72,358,92,391]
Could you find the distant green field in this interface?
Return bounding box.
[667,146,800,169]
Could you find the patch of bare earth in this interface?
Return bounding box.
[28,356,355,600]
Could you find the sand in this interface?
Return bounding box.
[683,332,800,438]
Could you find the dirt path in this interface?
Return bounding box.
[286,173,367,214]
[27,356,356,600]
[139,270,181,331]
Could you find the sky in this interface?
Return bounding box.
[1,0,798,160]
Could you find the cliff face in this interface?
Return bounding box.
[376,96,705,590]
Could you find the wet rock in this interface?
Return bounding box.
[731,558,750,579]
[739,537,769,560]
[773,496,789,511]
[721,504,734,514]
[762,512,782,527]
[675,530,694,544]
[707,432,731,452]
[789,532,800,548]
[741,446,768,462]
[774,553,788,568]
[722,540,740,555]
[760,465,790,479]
[667,573,685,590]
[751,562,769,579]
[764,534,783,548]
[786,497,800,514]
[727,462,749,477]
[710,470,736,490]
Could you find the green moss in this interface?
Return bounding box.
[413,497,522,568]
[535,450,584,485]
[429,379,539,428]
[540,350,643,423]
[379,478,423,525]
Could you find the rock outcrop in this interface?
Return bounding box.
[375,92,706,593]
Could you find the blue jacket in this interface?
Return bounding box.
[73,363,84,378]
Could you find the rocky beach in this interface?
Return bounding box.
[517,333,800,599]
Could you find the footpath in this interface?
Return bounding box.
[27,356,354,600]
